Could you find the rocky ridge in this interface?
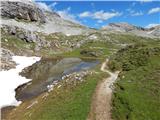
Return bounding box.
[1,24,50,50]
[102,22,160,38]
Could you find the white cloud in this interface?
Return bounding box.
[79,10,122,20]
[126,8,143,17]
[49,2,57,8]
[148,7,160,14]
[126,8,135,14]
[36,2,57,12]
[36,2,52,11]
[36,2,81,24]
[56,8,81,24]
[97,20,103,23]
[131,11,143,16]
[79,11,91,17]
[146,23,160,28]
[94,11,121,20]
[139,0,152,3]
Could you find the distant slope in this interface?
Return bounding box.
[102,22,160,38]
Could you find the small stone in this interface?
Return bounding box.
[4,39,8,42]
[57,85,62,88]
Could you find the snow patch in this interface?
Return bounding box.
[0,56,40,108]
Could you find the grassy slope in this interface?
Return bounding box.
[109,44,160,120]
[2,32,112,120]
[1,34,36,55]
[59,41,118,59]
[2,30,160,120]
[31,71,107,120]
[7,65,108,120]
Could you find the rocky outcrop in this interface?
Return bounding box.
[148,25,160,37]
[1,25,50,50]
[0,48,16,70]
[0,1,45,23]
[0,1,92,35]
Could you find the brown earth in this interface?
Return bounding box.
[87,59,119,120]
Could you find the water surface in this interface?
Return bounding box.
[16,57,99,101]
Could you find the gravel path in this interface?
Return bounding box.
[88,59,119,120]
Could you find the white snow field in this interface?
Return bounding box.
[0,56,40,108]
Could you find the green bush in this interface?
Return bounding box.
[109,44,160,71]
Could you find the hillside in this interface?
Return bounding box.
[0,1,160,120]
[108,44,160,120]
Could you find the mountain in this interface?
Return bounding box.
[1,1,159,37]
[0,0,159,70]
[1,0,45,23]
[102,22,160,38]
[0,0,92,35]
[1,1,160,120]
[102,22,144,31]
[148,25,160,37]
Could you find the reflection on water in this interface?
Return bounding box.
[63,61,99,75]
[16,58,99,101]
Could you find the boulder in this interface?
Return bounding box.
[0,48,16,70]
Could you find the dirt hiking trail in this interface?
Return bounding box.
[88,59,119,120]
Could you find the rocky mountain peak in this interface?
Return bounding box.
[101,22,159,38]
[108,22,133,27]
[103,22,145,32]
[0,0,46,23]
[149,25,160,30]
[147,25,160,37]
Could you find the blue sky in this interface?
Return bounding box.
[35,1,160,28]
